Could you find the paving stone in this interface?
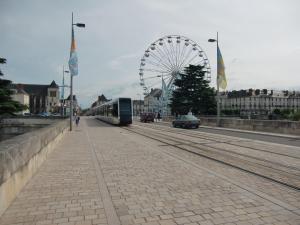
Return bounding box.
[1,118,300,225]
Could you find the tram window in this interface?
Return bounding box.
[113,102,118,116]
[108,105,113,116]
[119,99,132,115]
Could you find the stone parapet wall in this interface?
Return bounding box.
[0,119,68,216]
[200,117,300,135]
[0,117,62,125]
[163,116,300,135]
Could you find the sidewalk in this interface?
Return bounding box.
[0,118,109,225]
[1,117,299,225]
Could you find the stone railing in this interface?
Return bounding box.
[163,116,300,135]
[0,119,69,216]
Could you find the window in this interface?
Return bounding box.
[50,91,56,97]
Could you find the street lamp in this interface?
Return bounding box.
[69,12,85,131]
[208,32,220,126]
[60,66,69,116]
[137,93,142,116]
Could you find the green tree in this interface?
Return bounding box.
[170,65,216,115]
[0,58,27,115]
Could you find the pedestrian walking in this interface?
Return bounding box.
[157,112,161,121]
[76,116,80,126]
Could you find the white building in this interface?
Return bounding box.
[220,89,300,116]
[144,88,162,113]
[11,81,60,114]
[132,100,144,116]
[11,86,30,114]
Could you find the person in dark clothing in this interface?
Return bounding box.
[157,112,161,121]
[76,116,80,126]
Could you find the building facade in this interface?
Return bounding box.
[11,81,60,114]
[144,88,162,113]
[220,89,300,116]
[91,94,109,108]
[63,95,79,116]
[11,85,30,114]
[133,100,144,116]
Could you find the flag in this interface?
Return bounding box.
[69,27,78,76]
[162,77,167,101]
[217,45,227,89]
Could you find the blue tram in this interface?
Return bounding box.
[93,98,132,125]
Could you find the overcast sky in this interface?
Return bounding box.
[1,0,299,108]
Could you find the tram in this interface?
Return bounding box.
[92,98,132,125]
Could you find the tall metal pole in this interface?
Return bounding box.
[61,66,65,116]
[70,13,73,131]
[139,94,141,115]
[216,32,220,127]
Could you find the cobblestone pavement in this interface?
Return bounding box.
[133,123,300,209]
[1,117,300,225]
[0,119,108,225]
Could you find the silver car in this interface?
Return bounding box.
[172,115,200,129]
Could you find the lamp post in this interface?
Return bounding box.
[137,93,141,116]
[69,12,85,131]
[60,66,69,116]
[208,32,220,126]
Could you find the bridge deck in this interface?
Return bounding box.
[1,117,299,225]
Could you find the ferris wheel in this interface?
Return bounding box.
[139,35,211,97]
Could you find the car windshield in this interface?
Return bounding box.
[179,115,198,120]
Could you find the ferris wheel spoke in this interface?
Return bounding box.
[149,49,170,67]
[143,68,171,74]
[166,39,177,68]
[148,55,173,73]
[193,59,206,66]
[156,44,176,69]
[175,41,180,68]
[177,41,183,69]
[178,47,194,69]
[178,43,188,67]
[170,41,178,68]
[139,35,211,96]
[162,39,177,69]
[180,53,199,69]
[147,59,173,73]
[148,51,174,72]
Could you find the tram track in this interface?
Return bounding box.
[133,124,300,174]
[138,122,300,160]
[123,124,300,191]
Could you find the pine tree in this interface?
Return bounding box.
[0,58,27,115]
[170,64,216,115]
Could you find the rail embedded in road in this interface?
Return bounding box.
[126,123,300,191]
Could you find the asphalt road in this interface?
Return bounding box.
[153,121,300,147]
[197,127,300,147]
